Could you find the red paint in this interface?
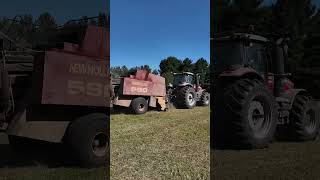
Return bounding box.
[282,78,294,92]
[40,25,110,107]
[122,70,166,97]
[267,76,274,92]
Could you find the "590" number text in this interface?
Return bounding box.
[68,80,108,97]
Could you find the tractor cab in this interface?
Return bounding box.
[212,32,269,75]
[172,72,201,91]
[212,32,293,96]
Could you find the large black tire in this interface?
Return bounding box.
[212,78,277,149]
[65,113,109,167]
[199,91,210,106]
[166,88,175,105]
[176,86,197,109]
[131,97,148,114]
[288,94,319,141]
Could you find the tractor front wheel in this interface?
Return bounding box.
[288,94,320,141]
[199,91,210,106]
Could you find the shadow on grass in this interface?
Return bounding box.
[0,140,109,169]
[212,139,320,151]
[110,106,163,115]
[0,142,79,168]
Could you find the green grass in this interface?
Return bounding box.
[0,107,209,180]
[0,134,106,180]
[111,107,210,180]
[213,142,320,180]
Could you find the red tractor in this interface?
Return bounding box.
[212,31,320,149]
[167,72,210,109]
[0,16,110,167]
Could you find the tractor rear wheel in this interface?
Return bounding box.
[65,114,109,167]
[176,86,196,109]
[131,97,148,114]
[212,78,277,149]
[288,95,320,141]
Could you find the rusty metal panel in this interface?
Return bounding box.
[122,76,166,97]
[149,96,157,107]
[156,96,167,111]
[135,70,148,80]
[41,51,110,107]
[81,25,109,59]
[6,110,70,143]
[121,70,166,97]
[112,96,132,107]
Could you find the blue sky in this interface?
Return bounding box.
[110,0,210,70]
[1,0,108,25]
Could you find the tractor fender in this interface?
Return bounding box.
[220,67,264,82]
[282,89,312,109]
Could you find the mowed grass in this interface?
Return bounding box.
[213,141,320,180]
[213,102,320,180]
[111,107,210,180]
[0,134,107,180]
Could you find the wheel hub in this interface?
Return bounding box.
[204,95,209,104]
[248,100,271,138]
[188,93,195,106]
[92,132,108,157]
[138,104,145,111]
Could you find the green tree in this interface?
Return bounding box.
[110,65,130,78]
[194,58,209,85]
[162,71,174,86]
[152,69,159,75]
[212,0,231,34]
[180,58,193,72]
[159,56,182,74]
[80,16,89,25]
[271,0,317,72]
[90,18,97,25]
[140,65,152,72]
[35,12,57,31]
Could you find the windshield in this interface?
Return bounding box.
[173,74,194,86]
[212,41,243,73]
[245,43,267,73]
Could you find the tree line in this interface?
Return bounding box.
[0,12,109,47]
[213,0,320,98]
[111,56,210,87]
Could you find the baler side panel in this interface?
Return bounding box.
[122,77,166,97]
[41,51,110,107]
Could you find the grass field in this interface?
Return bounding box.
[111,107,210,180]
[212,141,320,180]
[0,134,106,180]
[212,102,320,180]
